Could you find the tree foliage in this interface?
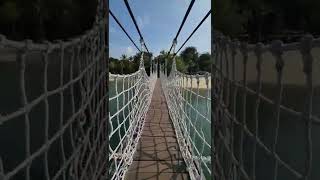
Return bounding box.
[0,0,97,41]
[180,46,201,73]
[111,47,211,76]
[198,53,211,72]
[214,0,320,42]
[109,52,153,75]
[213,0,246,37]
[110,47,210,75]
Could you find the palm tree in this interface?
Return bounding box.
[120,54,127,74]
[120,54,127,61]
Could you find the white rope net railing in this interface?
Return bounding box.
[0,1,109,179]
[212,31,320,180]
[108,47,156,180]
[161,52,212,179]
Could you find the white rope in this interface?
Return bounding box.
[108,39,156,180]
[212,31,320,180]
[160,40,212,179]
[0,1,110,179]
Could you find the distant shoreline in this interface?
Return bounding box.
[109,76,211,89]
[182,78,211,89]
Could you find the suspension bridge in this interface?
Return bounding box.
[109,0,211,179]
[0,0,212,180]
[1,0,320,180]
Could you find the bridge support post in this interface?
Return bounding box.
[165,58,167,76]
[150,58,153,76]
[157,58,160,78]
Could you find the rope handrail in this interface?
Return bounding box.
[108,61,156,180]
[0,0,209,179]
[0,1,109,180]
[107,3,157,178]
[161,14,213,180]
[212,31,320,180]
[161,41,212,179]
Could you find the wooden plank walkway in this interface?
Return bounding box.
[125,80,190,180]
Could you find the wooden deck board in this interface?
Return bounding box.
[125,80,190,180]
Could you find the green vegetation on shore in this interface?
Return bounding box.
[214,0,320,42]
[0,0,97,41]
[110,46,211,75]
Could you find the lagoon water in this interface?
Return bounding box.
[1,70,319,179]
[109,78,320,180]
[109,79,212,178]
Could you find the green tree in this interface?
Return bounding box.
[161,50,173,75]
[119,54,128,74]
[109,57,122,74]
[198,53,211,72]
[175,56,187,73]
[180,47,199,73]
[0,0,97,40]
[154,47,211,74]
[122,60,135,74]
[131,51,153,74]
[120,54,127,61]
[109,51,153,75]
[213,0,246,37]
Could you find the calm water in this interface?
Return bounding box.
[230,83,320,180]
[109,80,212,178]
[2,74,318,179]
[183,88,212,179]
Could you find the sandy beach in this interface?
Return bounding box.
[219,47,320,86]
[109,75,212,89]
[181,77,211,89]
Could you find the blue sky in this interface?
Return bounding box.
[109,0,211,58]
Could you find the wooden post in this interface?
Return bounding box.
[157,58,160,78]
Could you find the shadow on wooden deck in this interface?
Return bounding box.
[125,80,190,180]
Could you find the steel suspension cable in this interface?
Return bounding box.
[167,0,195,55]
[109,10,141,52]
[174,10,211,56]
[123,0,150,54]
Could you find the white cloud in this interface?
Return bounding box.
[126,46,134,56]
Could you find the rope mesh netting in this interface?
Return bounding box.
[0,1,109,180]
[212,31,320,180]
[161,57,212,179]
[108,53,156,180]
[109,1,210,179]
